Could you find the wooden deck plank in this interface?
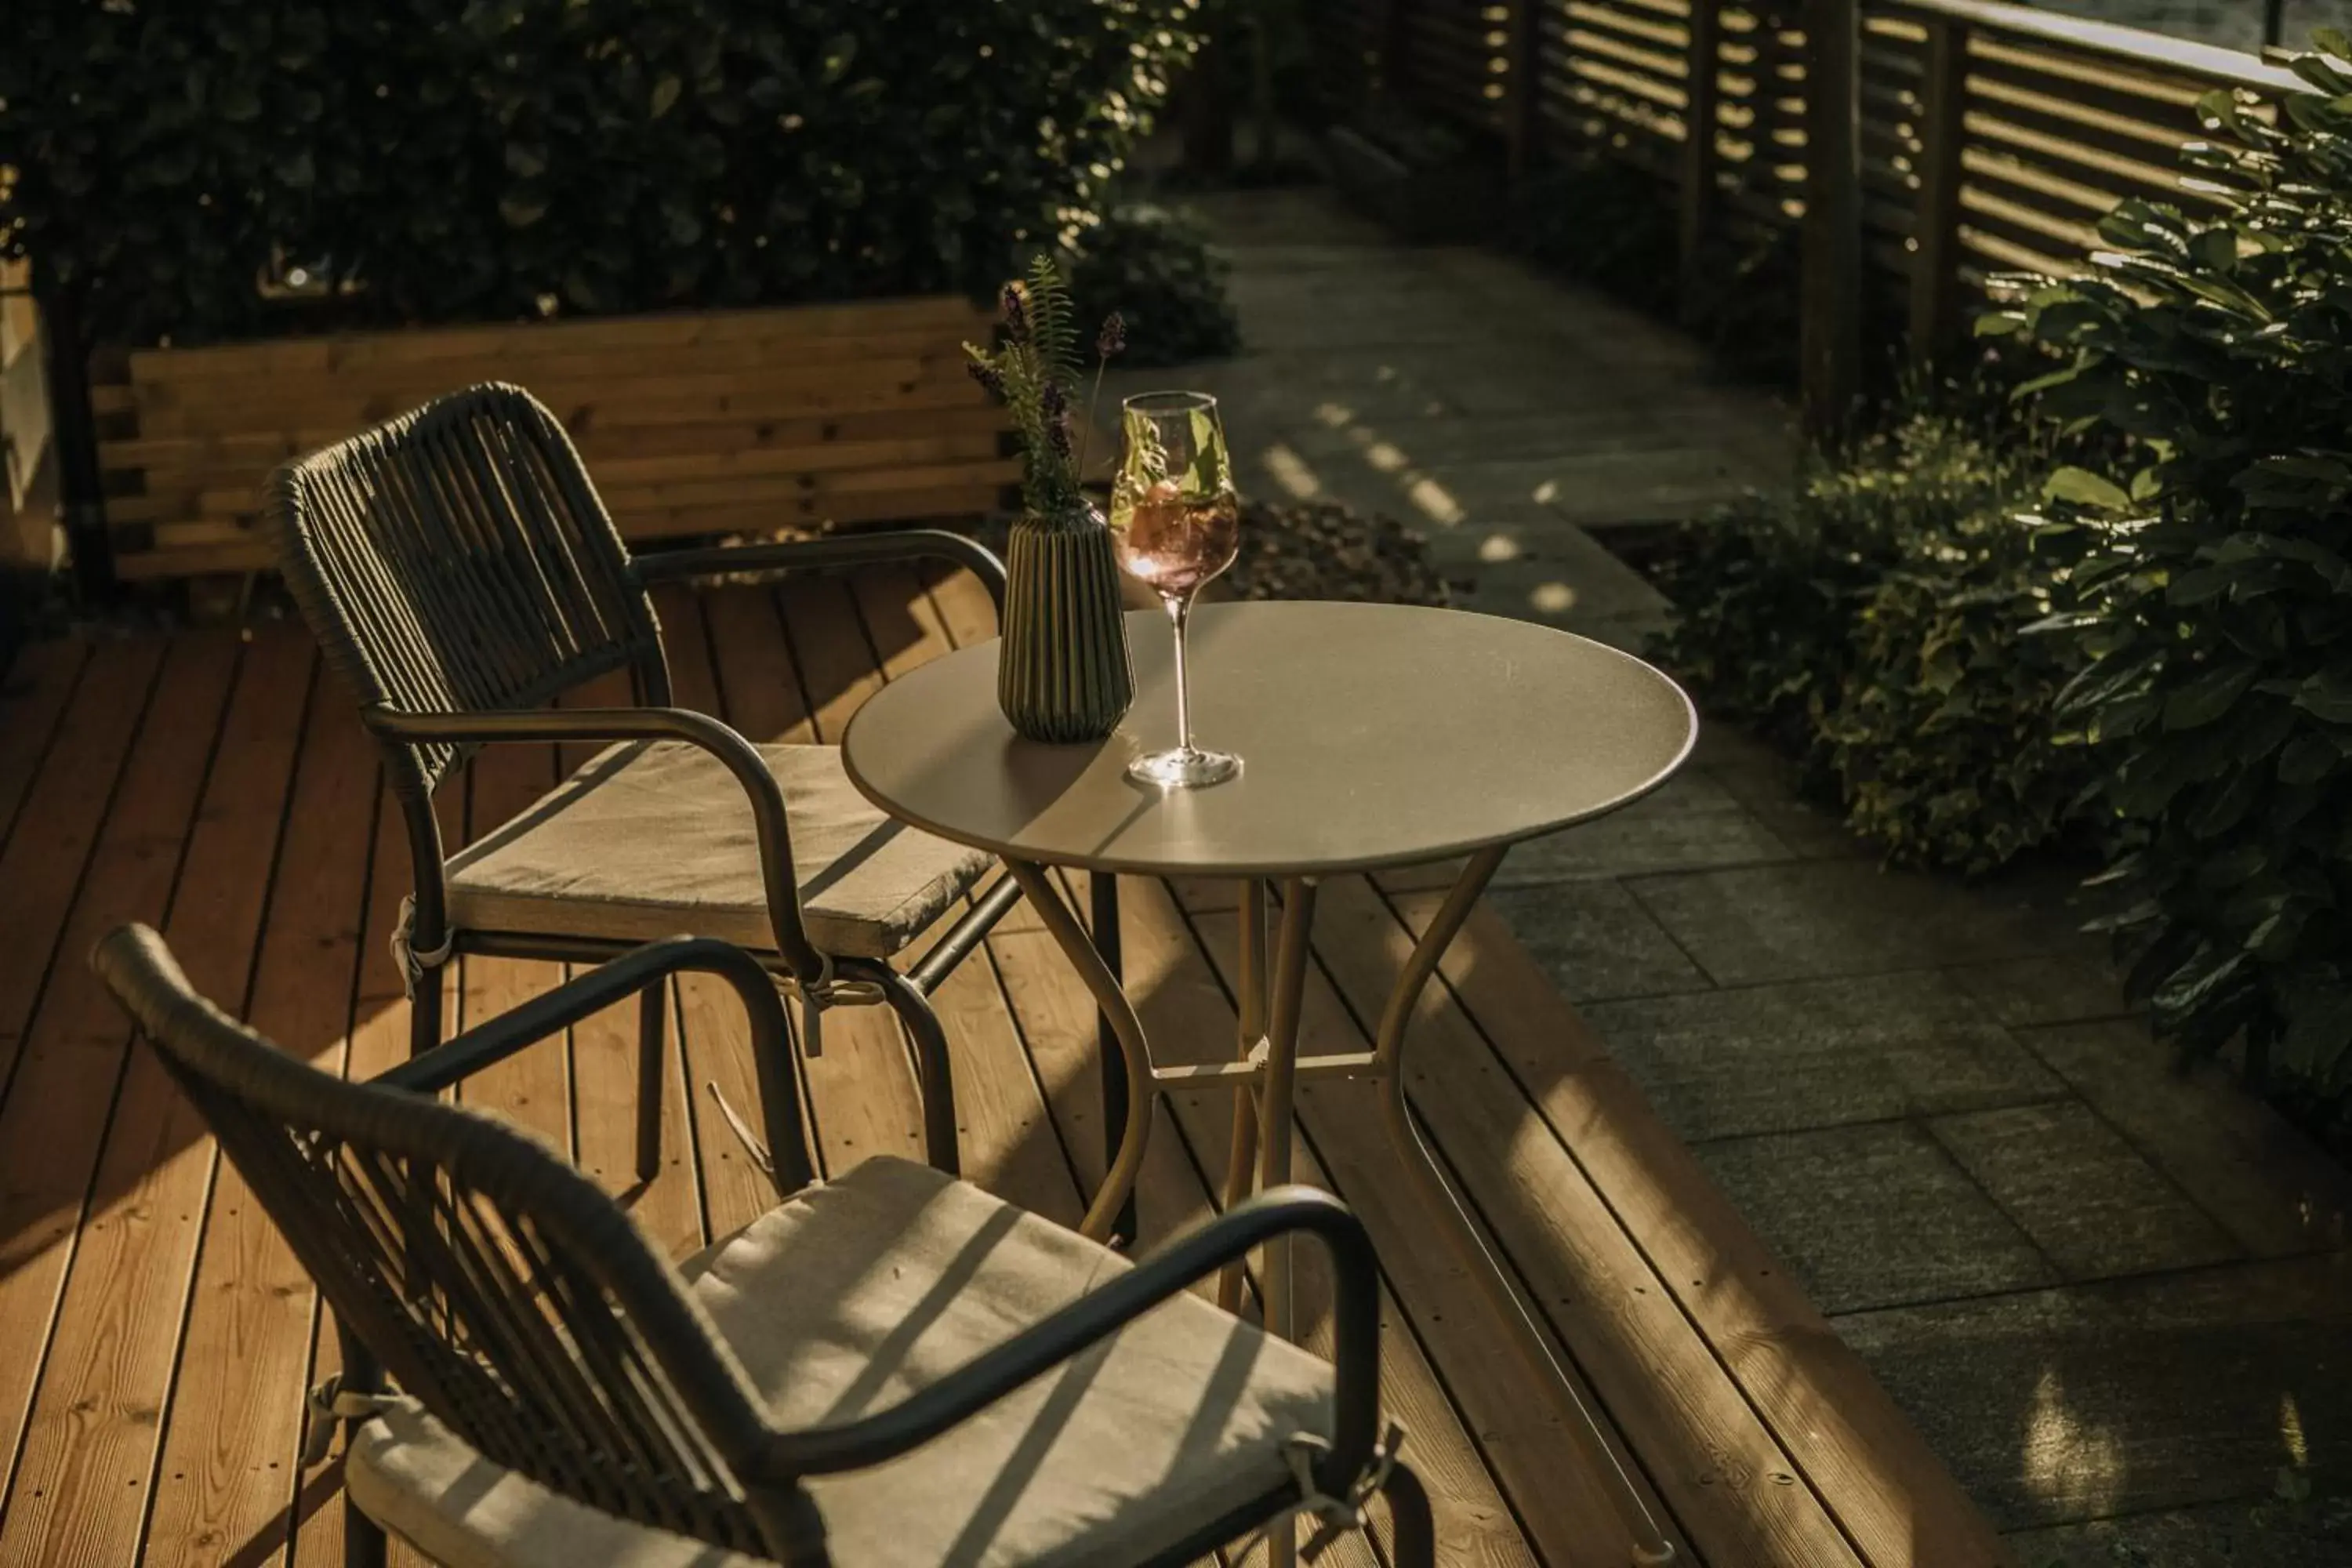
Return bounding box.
[140,675,379,1568]
[287,789,440,1568]
[560,670,709,1261]
[0,637,165,1085]
[651,584,800,1240]
[1391,890,2018,1568]
[1119,881,1519,1568]
[1305,876,1862,1567]
[0,563,2032,1568]
[0,637,92,857]
[1178,888,1669,1568]
[847,565,1088,1230]
[0,632,239,1539]
[456,725,575,1156]
[703,580,927,1176]
[0,626,310,1566]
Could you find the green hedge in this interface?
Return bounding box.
[1980,38,2352,1122]
[1652,404,2093,877]
[0,0,1200,347]
[1069,202,1240,368]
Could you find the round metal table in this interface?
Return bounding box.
[842,600,1694,1566]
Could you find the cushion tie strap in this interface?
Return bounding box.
[301,1373,400,1466]
[390,895,456,1001]
[1247,1422,1406,1562]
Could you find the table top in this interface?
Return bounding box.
[840,601,1696,878]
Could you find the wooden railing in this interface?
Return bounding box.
[1336,0,2303,427]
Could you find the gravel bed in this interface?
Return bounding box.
[961,497,1450,607]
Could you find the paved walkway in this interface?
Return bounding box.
[1140,187,2352,1566]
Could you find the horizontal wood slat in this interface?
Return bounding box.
[1366,0,2303,378]
[91,296,1012,580]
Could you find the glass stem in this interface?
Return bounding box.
[1167,590,1195,754]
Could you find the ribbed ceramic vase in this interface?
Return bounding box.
[997,503,1135,743]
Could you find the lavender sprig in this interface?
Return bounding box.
[1000,281,1030,344]
[1076,310,1125,483]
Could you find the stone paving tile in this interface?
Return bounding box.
[2022,1022,2352,1260]
[1580,970,2064,1140]
[2005,1500,2352,1567]
[1436,534,1671,622]
[1104,350,1461,429]
[1486,879,1711,1003]
[1628,860,2054,985]
[1693,1120,2056,1312]
[1688,728,1874,861]
[1929,1101,2241,1282]
[1950,954,2132,1029]
[1276,405,1730,470]
[1832,1254,2352,1530]
[1494,772,1788,884]
[1409,452,1779,530]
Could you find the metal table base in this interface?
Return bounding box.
[1007,850,1676,1568]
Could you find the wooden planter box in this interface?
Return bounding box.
[89,296,1016,582]
[1324,125,1503,243]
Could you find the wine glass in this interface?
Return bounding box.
[1109,390,1243,789]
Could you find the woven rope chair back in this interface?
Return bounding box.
[92,927,780,1555]
[268,382,670,801]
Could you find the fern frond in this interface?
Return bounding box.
[1025,253,1081,387]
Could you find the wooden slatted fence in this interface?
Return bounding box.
[86,295,1015,582]
[1338,0,2302,421]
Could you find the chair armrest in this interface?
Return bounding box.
[631,528,1007,617]
[758,1186,1385,1499]
[365,705,828,979]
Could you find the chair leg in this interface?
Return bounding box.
[636,980,666,1181]
[338,1323,390,1568]
[407,962,443,1061]
[1383,1458,1436,1568]
[346,1494,389,1568]
[866,964,961,1178]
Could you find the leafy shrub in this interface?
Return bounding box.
[1652,405,2092,873]
[1506,154,1679,317]
[0,0,1200,347]
[1505,156,1799,386]
[1982,36,2352,1107]
[1068,204,1240,368]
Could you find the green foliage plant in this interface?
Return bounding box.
[0,0,1200,347]
[963,257,1124,518]
[1980,34,2352,1107]
[1067,203,1240,368]
[1652,401,2091,874]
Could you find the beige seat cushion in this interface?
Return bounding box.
[346,1157,1334,1567]
[443,740,992,960]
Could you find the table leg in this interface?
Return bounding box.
[1258,877,1319,1568]
[1377,846,1678,1567]
[1254,877,1318,1346]
[1003,859,1154,1243]
[1089,869,1138,1247]
[1216,878,1269,1312]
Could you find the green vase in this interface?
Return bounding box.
[997,503,1135,744]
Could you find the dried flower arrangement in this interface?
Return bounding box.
[964,256,1124,517]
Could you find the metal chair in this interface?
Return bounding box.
[267,380,1024,1177]
[92,924,1432,1568]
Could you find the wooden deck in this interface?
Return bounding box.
[0,564,2009,1568]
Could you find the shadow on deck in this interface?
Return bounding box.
[0,561,2010,1568]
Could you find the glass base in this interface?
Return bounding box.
[1126,746,1242,790]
